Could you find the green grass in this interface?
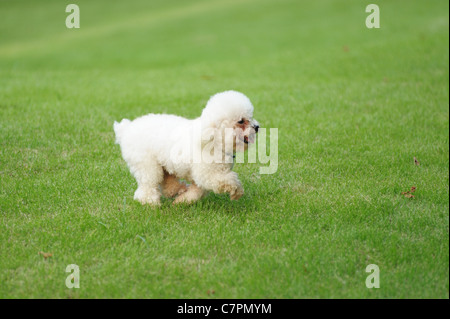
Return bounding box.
[0,0,448,298]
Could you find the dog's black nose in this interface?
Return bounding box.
[254,125,259,133]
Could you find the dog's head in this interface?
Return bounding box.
[200,91,259,154]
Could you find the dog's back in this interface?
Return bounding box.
[114,113,194,165]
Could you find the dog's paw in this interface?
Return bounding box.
[173,184,205,204]
[137,198,161,206]
[173,194,190,205]
[134,188,161,206]
[177,183,188,195]
[230,185,244,201]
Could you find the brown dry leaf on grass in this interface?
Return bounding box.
[38,251,53,259]
[401,186,417,198]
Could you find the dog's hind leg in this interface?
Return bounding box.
[130,158,164,206]
[173,183,205,204]
[161,171,188,198]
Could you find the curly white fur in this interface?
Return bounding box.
[114,90,259,205]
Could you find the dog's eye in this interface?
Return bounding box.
[237,119,245,124]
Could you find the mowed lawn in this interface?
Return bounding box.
[0,0,448,298]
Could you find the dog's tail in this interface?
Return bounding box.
[113,119,131,145]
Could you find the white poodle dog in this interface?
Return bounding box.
[114,90,259,205]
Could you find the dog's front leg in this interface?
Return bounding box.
[194,165,244,200]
